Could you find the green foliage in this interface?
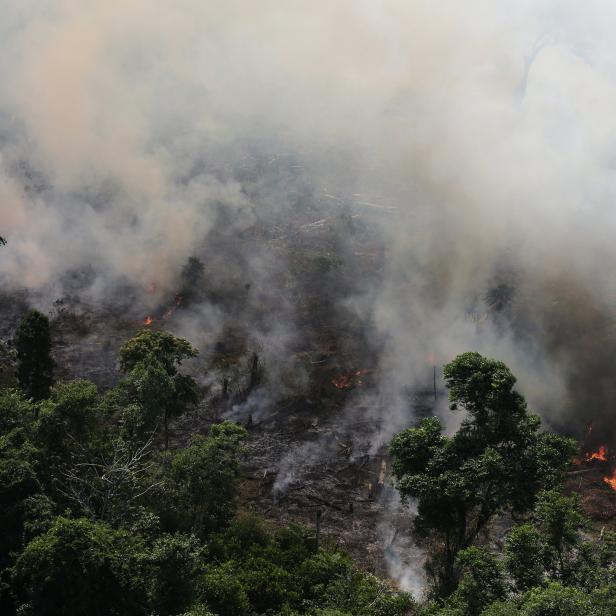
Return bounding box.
[590,583,616,616]
[390,352,576,596]
[532,490,586,583]
[11,516,147,616]
[444,547,506,616]
[20,494,55,542]
[37,379,100,443]
[181,605,215,616]
[0,390,40,572]
[514,582,591,616]
[237,556,296,613]
[504,490,616,593]
[119,328,197,374]
[14,310,54,401]
[319,569,415,616]
[197,561,251,616]
[145,533,206,616]
[0,388,35,438]
[34,380,103,496]
[504,524,545,592]
[0,340,17,390]
[167,422,247,537]
[0,335,463,616]
[0,453,40,571]
[122,356,175,437]
[5,334,614,616]
[119,329,199,449]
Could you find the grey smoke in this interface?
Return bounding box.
[3,1,616,588]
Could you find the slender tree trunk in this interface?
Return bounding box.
[164,409,169,451]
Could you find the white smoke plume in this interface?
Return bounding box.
[2,0,616,472]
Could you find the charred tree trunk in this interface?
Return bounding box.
[249,353,261,391]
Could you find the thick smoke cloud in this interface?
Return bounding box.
[2,2,616,444]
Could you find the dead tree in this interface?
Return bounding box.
[249,353,261,391]
[59,434,162,523]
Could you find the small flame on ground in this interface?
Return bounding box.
[586,445,608,462]
[141,292,183,328]
[603,469,616,491]
[331,369,372,389]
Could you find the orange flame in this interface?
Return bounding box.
[586,445,608,462]
[142,291,182,327]
[603,469,616,491]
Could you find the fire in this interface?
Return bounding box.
[332,374,354,389]
[603,469,616,491]
[141,292,182,327]
[586,445,608,462]
[331,369,372,389]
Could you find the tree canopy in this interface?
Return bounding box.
[391,352,576,595]
[119,329,199,449]
[0,327,416,616]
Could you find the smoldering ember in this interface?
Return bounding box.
[1,3,616,616]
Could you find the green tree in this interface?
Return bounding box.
[532,490,586,584]
[168,422,247,538]
[145,533,206,616]
[590,583,616,616]
[444,547,506,616]
[504,524,545,592]
[11,516,147,616]
[14,310,54,401]
[504,490,616,592]
[35,380,102,496]
[390,352,576,596]
[514,582,591,616]
[120,329,198,449]
[0,390,39,575]
[197,561,251,616]
[0,341,17,390]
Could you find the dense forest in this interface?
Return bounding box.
[1,308,615,615]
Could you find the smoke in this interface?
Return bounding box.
[3,0,616,584]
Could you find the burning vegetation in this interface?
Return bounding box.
[2,4,616,611]
[331,368,373,389]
